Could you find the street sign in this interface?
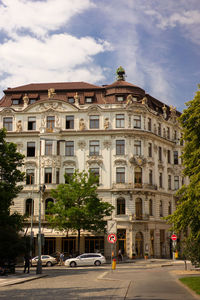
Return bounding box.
[107,220,117,234]
[171,234,177,241]
[107,233,117,244]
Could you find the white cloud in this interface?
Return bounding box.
[0,33,111,88]
[0,0,94,38]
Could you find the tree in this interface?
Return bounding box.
[0,128,25,267]
[47,170,114,254]
[166,86,200,265]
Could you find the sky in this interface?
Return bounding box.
[0,0,200,112]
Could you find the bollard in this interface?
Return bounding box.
[112,258,116,270]
[175,250,178,259]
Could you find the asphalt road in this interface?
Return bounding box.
[0,263,199,299]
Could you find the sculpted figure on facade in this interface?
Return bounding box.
[162,104,167,119]
[23,94,29,106]
[16,120,22,132]
[142,96,147,105]
[79,118,85,131]
[48,88,56,99]
[126,94,133,105]
[74,92,80,105]
[104,118,109,130]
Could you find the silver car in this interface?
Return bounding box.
[65,253,106,267]
[31,255,57,267]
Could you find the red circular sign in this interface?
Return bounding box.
[171,234,177,241]
[107,233,117,244]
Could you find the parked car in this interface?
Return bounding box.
[65,253,106,267]
[31,255,57,267]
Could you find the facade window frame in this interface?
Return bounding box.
[89,115,99,129]
[116,140,125,155]
[66,116,74,129]
[45,168,52,184]
[45,141,53,156]
[26,169,35,185]
[117,198,125,215]
[116,167,125,183]
[89,140,99,156]
[27,142,35,157]
[133,115,141,129]
[3,117,13,131]
[134,140,141,156]
[28,117,36,130]
[116,114,125,128]
[65,141,74,156]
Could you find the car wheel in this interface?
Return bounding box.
[70,261,77,267]
[46,261,52,267]
[95,260,101,266]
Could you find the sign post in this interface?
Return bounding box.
[107,233,117,270]
[171,234,177,260]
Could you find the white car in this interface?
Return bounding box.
[65,253,106,267]
[31,255,57,267]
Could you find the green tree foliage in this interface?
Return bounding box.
[166,87,200,264]
[0,129,25,267]
[47,170,114,254]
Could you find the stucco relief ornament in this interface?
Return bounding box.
[79,119,85,131]
[23,94,29,106]
[16,120,22,132]
[56,115,60,126]
[78,140,86,150]
[104,118,109,130]
[170,105,177,123]
[126,94,133,105]
[103,140,111,149]
[48,88,56,99]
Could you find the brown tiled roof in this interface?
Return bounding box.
[11,94,22,99]
[4,82,102,93]
[105,80,144,91]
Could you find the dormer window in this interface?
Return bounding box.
[29,99,36,104]
[11,94,22,104]
[85,97,92,103]
[116,95,124,102]
[68,97,74,103]
[12,99,20,105]
[85,92,94,103]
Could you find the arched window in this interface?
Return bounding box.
[25,198,34,216]
[135,198,142,220]
[135,167,142,187]
[149,199,153,216]
[45,198,54,214]
[117,198,125,215]
[160,200,163,217]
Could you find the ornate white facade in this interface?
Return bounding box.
[0,68,184,258]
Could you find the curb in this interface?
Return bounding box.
[0,274,47,287]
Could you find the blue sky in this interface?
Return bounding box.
[0,0,200,112]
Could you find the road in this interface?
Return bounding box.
[0,262,199,299]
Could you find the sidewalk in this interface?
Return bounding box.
[0,270,47,287]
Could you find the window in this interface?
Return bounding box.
[149,170,153,185]
[168,175,171,190]
[45,198,54,214]
[26,169,34,185]
[174,176,179,190]
[90,168,100,184]
[29,99,36,104]
[148,143,152,157]
[28,117,36,130]
[135,167,142,186]
[168,201,172,215]
[136,198,142,220]
[158,123,161,136]
[46,116,55,131]
[133,115,141,129]
[167,127,170,139]
[65,168,74,183]
[116,167,125,183]
[116,95,124,102]
[65,141,74,156]
[149,199,153,216]
[134,140,141,156]
[160,200,163,217]
[174,151,178,164]
[90,115,99,129]
[57,141,60,155]
[116,140,125,155]
[68,97,74,103]
[66,116,74,129]
[27,142,35,157]
[3,117,13,131]
[116,114,125,128]
[45,168,52,184]
[159,173,163,188]
[158,146,162,161]
[89,140,99,156]
[148,118,152,131]
[167,150,171,163]
[12,99,20,105]
[25,198,34,216]
[56,168,60,184]
[85,97,93,103]
[173,130,177,140]
[117,198,125,215]
[45,141,53,155]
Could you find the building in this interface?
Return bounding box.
[0,67,184,258]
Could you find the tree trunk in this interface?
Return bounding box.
[78,229,81,255]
